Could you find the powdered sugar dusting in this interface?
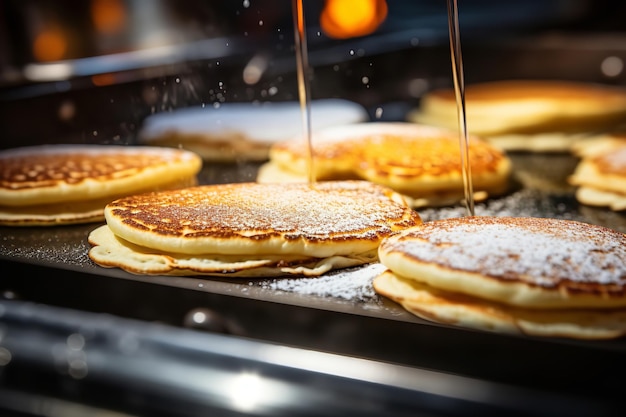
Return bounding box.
[111,181,419,241]
[419,188,581,222]
[252,188,625,301]
[263,262,387,301]
[1,231,90,267]
[388,216,626,287]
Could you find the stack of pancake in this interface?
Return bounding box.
[88,180,422,277]
[568,131,626,211]
[374,216,626,340]
[138,99,369,162]
[409,80,626,152]
[0,144,202,226]
[257,122,512,208]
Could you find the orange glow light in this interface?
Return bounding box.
[321,0,388,39]
[33,27,67,62]
[91,0,127,34]
[91,73,117,86]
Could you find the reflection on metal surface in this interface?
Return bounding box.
[226,372,288,413]
[0,347,11,366]
[24,62,73,81]
[22,37,239,82]
[255,342,502,406]
[0,299,615,416]
[0,388,137,417]
[228,372,262,411]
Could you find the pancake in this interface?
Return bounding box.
[568,136,626,211]
[0,144,202,226]
[257,122,512,208]
[88,180,422,277]
[571,130,626,158]
[374,216,626,339]
[138,99,369,162]
[408,80,626,152]
[374,271,626,340]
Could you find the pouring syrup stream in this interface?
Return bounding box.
[447,0,475,216]
[292,0,315,185]
[293,0,472,204]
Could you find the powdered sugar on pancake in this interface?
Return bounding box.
[110,182,414,239]
[104,181,421,256]
[385,216,626,287]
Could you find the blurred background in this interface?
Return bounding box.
[2,4,626,415]
[1,0,626,149]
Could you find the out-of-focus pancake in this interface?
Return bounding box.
[0,144,202,226]
[374,216,626,339]
[571,130,626,158]
[408,80,626,152]
[569,136,626,211]
[138,99,369,162]
[88,180,422,277]
[257,122,512,208]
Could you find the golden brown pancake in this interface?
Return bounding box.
[569,136,626,211]
[409,80,626,152]
[138,99,369,162]
[571,130,626,158]
[374,216,626,339]
[257,122,512,208]
[0,144,202,226]
[375,271,626,340]
[88,180,422,277]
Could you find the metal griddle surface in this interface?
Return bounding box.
[1,153,625,335]
[3,152,626,412]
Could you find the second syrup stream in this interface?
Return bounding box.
[293,0,315,186]
[447,0,475,216]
